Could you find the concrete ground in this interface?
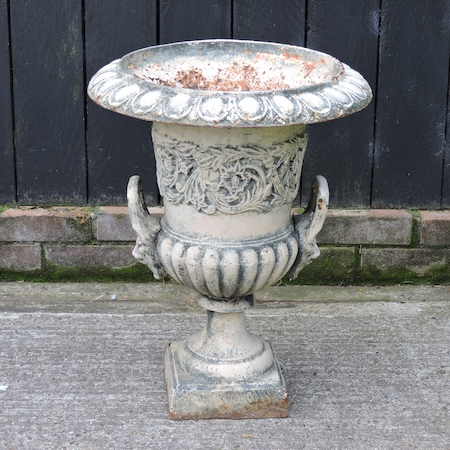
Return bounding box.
[0,283,449,449]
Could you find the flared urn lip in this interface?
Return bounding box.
[88,39,372,128]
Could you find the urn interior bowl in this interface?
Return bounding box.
[88,39,372,128]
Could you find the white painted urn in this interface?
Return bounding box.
[88,40,372,420]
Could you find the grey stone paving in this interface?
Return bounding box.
[0,283,449,449]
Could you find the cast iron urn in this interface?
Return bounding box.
[88,39,372,419]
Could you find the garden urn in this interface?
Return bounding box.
[88,39,372,419]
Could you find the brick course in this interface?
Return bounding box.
[0,244,41,271]
[0,207,91,242]
[300,247,356,282]
[0,206,448,282]
[95,206,164,241]
[45,245,136,268]
[317,209,413,245]
[361,248,449,276]
[419,211,450,246]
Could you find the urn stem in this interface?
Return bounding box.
[187,307,264,363]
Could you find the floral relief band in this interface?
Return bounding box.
[152,127,307,215]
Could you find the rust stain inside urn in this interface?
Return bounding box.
[131,52,325,92]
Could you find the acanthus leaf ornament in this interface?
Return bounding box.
[152,127,307,215]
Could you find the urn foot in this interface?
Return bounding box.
[164,298,288,420]
[165,341,288,420]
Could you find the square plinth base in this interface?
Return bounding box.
[164,342,288,420]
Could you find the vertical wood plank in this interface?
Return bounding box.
[85,0,158,205]
[0,0,15,203]
[372,0,450,208]
[442,63,450,208]
[159,0,231,44]
[10,0,86,205]
[302,0,379,208]
[233,0,305,45]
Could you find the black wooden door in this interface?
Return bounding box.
[0,0,449,208]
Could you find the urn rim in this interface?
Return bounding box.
[88,39,372,128]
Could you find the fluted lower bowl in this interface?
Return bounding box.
[157,222,298,299]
